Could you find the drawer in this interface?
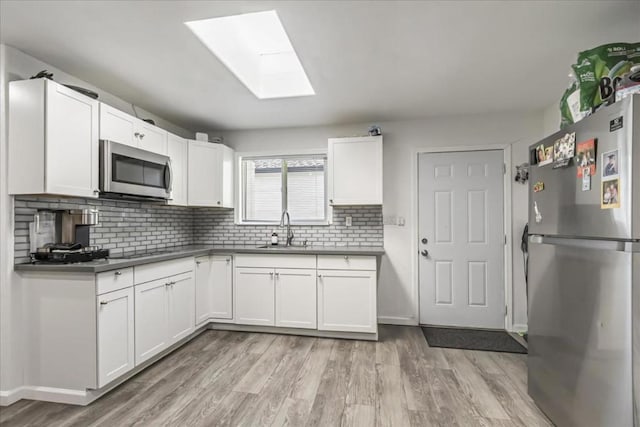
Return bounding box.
[234,254,316,269]
[317,255,376,271]
[97,267,134,295]
[135,257,194,285]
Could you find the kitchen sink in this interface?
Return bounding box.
[256,244,309,249]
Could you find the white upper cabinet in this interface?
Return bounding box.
[167,133,188,206]
[8,79,99,198]
[187,141,235,208]
[138,120,168,155]
[328,136,383,205]
[219,144,235,208]
[99,103,138,147]
[99,103,168,155]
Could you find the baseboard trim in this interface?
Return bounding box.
[377,316,418,326]
[0,387,26,406]
[1,386,91,406]
[511,323,528,333]
[208,323,378,341]
[23,386,91,405]
[0,327,208,407]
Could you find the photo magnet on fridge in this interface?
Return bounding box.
[533,181,545,193]
[602,149,619,178]
[601,178,620,209]
[576,138,596,178]
[581,168,591,191]
[537,145,553,167]
[553,132,576,169]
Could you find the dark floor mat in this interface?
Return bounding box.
[422,327,527,354]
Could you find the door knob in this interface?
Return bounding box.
[421,249,429,258]
[421,238,428,245]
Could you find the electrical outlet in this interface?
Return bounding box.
[383,215,396,225]
[346,216,352,227]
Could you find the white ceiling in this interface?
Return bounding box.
[1,1,639,131]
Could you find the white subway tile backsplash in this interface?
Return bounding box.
[13,196,383,264]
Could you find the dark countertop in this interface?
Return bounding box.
[14,245,386,273]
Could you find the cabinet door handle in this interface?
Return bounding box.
[165,282,171,287]
[275,272,279,278]
[114,271,122,276]
[139,133,145,139]
[318,274,323,279]
[196,261,201,265]
[344,256,349,261]
[269,272,274,278]
[100,301,108,305]
[226,258,230,263]
[134,132,140,138]
[216,201,221,205]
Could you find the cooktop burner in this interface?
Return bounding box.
[31,247,110,264]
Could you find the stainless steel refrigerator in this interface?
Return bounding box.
[528,94,639,426]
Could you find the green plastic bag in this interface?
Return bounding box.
[577,43,632,106]
[560,42,639,127]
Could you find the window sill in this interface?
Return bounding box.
[235,221,331,227]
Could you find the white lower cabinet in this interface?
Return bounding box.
[96,287,134,388]
[195,255,233,325]
[168,272,196,343]
[134,278,170,365]
[317,269,377,333]
[211,256,233,320]
[134,260,195,365]
[275,268,317,329]
[195,256,214,325]
[235,267,275,326]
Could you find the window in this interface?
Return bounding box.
[241,155,327,224]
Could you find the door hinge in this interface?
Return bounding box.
[505,305,508,316]
[504,235,507,245]
[503,163,507,175]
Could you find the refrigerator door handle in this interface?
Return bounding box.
[530,235,640,252]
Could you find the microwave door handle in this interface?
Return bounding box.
[164,162,173,193]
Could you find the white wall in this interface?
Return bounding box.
[0,44,193,402]
[509,102,560,331]
[221,109,546,327]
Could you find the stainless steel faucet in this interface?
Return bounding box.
[280,210,294,246]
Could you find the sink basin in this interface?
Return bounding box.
[256,244,308,249]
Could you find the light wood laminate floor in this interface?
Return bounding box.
[0,326,551,427]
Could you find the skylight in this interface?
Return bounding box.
[185,10,315,99]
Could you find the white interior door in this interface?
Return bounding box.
[418,150,505,329]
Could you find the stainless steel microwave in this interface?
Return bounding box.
[99,140,172,201]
